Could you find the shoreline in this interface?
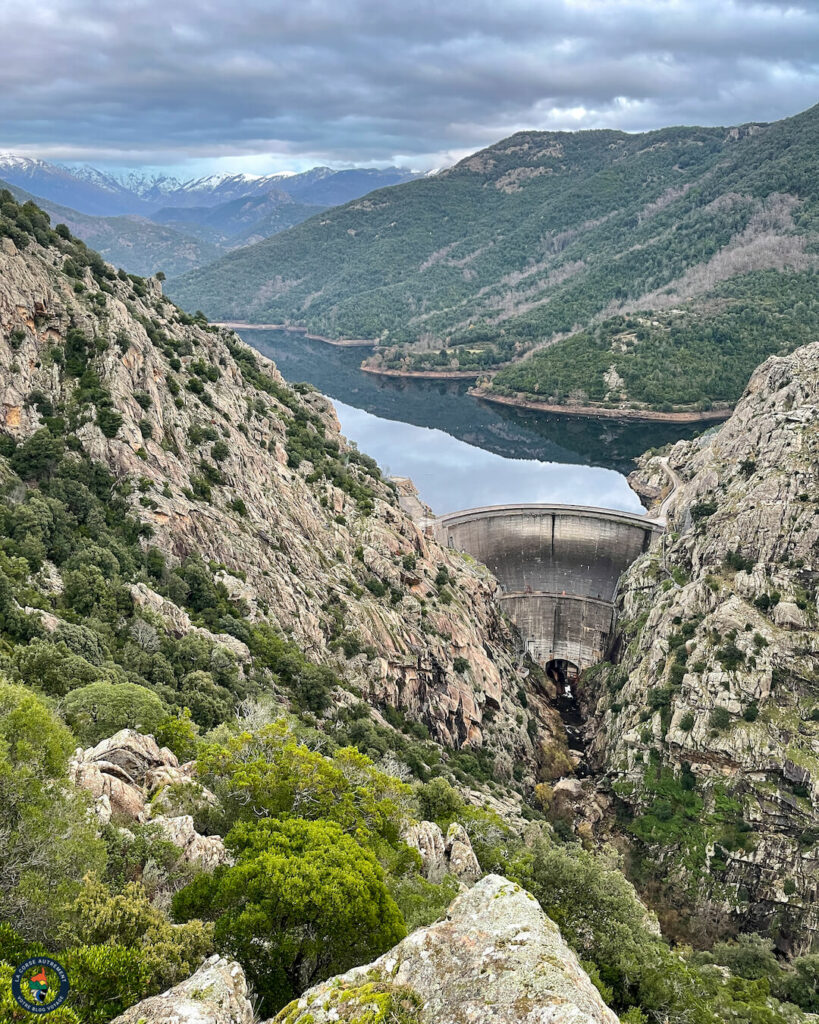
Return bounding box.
[214,322,376,348]
[361,365,492,380]
[469,388,733,423]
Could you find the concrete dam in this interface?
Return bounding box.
[432,504,663,673]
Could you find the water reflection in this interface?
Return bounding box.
[242,329,703,514]
[333,399,642,516]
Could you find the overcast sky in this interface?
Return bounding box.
[1,0,818,175]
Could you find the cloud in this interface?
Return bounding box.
[0,0,817,171]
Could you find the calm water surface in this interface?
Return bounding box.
[242,329,703,517]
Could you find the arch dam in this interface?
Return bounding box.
[431,504,664,672]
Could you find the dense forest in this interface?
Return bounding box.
[169,104,819,409]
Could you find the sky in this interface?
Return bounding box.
[1,0,818,176]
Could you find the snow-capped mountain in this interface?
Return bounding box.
[0,154,421,216]
[0,155,143,215]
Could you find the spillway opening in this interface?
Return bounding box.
[546,659,588,776]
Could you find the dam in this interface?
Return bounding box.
[432,504,664,673]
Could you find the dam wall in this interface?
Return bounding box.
[434,504,662,669]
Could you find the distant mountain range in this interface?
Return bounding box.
[168,103,819,412]
[0,156,421,276]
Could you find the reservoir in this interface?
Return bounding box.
[242,328,702,516]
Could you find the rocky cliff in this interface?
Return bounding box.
[272,875,618,1024]
[583,342,819,950]
[0,211,562,780]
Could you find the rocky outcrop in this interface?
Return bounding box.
[0,232,564,781]
[70,730,226,866]
[269,874,619,1024]
[109,955,253,1024]
[69,729,178,822]
[149,814,231,869]
[402,820,481,884]
[586,342,819,949]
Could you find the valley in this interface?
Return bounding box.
[1,142,819,1023]
[170,105,819,418]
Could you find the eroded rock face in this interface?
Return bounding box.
[149,815,231,869]
[402,820,481,884]
[109,955,253,1024]
[588,342,819,949]
[269,874,618,1024]
[0,236,564,782]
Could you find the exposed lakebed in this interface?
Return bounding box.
[243,328,703,516]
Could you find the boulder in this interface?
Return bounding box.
[70,729,179,822]
[70,758,146,822]
[269,874,618,1024]
[109,955,253,1024]
[445,822,481,883]
[81,729,178,782]
[403,820,482,884]
[149,814,232,869]
[402,820,447,882]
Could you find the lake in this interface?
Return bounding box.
[241,329,703,517]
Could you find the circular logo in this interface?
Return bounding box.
[11,957,70,1015]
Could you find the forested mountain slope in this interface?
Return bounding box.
[170,104,819,412]
[1,179,224,278]
[2,192,819,1024]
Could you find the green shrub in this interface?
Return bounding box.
[63,681,167,744]
[709,707,732,730]
[172,817,406,1014]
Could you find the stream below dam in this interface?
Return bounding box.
[242,328,703,516]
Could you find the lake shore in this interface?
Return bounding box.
[214,322,376,347]
[361,365,490,380]
[469,387,733,423]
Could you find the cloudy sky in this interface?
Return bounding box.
[1,0,818,175]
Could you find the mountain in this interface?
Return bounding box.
[168,104,819,413]
[587,344,819,950]
[0,179,222,278]
[2,189,819,1024]
[151,190,326,247]
[0,155,419,217]
[0,155,145,215]
[0,156,420,277]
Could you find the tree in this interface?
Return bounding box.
[0,681,105,940]
[62,682,167,744]
[10,429,63,479]
[172,817,406,1014]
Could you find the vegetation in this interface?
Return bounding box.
[169,104,819,410]
[0,206,815,1024]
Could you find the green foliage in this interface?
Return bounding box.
[196,721,412,841]
[172,817,406,1014]
[248,623,339,712]
[62,681,167,744]
[710,707,732,730]
[0,681,106,941]
[63,875,214,998]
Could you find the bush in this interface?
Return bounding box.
[0,681,105,940]
[62,681,167,744]
[709,707,732,731]
[172,817,406,1014]
[65,876,213,995]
